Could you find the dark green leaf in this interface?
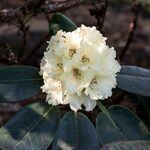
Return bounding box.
[128,94,150,130]
[52,111,100,150]
[50,13,77,35]
[0,66,43,102]
[96,105,150,145]
[97,101,127,141]
[102,140,150,150]
[117,66,150,96]
[0,102,61,150]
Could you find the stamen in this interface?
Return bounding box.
[82,55,90,63]
[57,63,63,69]
[72,67,81,79]
[69,48,76,57]
[91,78,97,84]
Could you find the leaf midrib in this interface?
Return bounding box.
[117,74,150,79]
[0,78,43,83]
[14,106,54,149]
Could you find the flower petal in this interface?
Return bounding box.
[85,76,116,100]
[81,95,97,111]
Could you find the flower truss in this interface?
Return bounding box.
[40,25,121,112]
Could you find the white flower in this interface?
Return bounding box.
[63,94,97,112]
[40,25,121,112]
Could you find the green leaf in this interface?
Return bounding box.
[129,94,150,129]
[97,101,127,141]
[0,66,43,102]
[0,102,61,150]
[50,13,77,35]
[52,111,100,150]
[102,140,150,150]
[96,105,150,145]
[117,66,150,96]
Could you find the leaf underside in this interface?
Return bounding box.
[117,66,150,96]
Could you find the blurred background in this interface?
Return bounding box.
[0,0,150,128]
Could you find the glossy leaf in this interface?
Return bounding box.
[0,66,43,102]
[0,102,61,150]
[96,105,150,145]
[117,66,150,96]
[52,111,100,150]
[50,13,77,35]
[102,140,150,150]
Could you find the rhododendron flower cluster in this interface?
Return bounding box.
[40,25,121,112]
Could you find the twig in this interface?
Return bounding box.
[17,18,30,59]
[119,2,140,61]
[0,0,46,23]
[100,0,108,30]
[42,0,87,13]
[0,41,18,65]
[89,0,108,31]
[0,0,89,23]
[22,11,51,63]
[23,33,50,63]
[23,0,88,63]
[0,53,17,65]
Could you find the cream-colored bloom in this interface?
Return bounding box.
[40,25,121,112]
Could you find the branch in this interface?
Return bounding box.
[0,0,46,23]
[22,11,51,63]
[0,41,18,65]
[42,0,88,13]
[99,0,108,30]
[17,18,30,59]
[23,33,50,63]
[89,0,108,31]
[0,0,91,23]
[119,3,140,61]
